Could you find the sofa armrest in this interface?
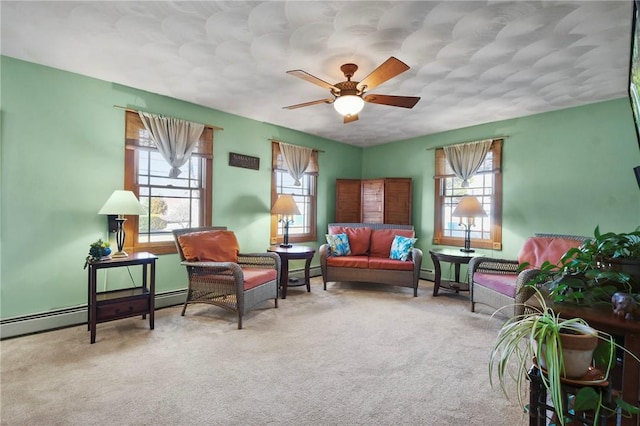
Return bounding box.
[514,268,542,306]
[410,248,423,271]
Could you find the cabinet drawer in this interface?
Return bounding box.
[96,297,149,322]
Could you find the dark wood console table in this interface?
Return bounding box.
[87,252,157,344]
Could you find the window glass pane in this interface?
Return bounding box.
[275,170,313,236]
[441,171,494,241]
[137,151,203,242]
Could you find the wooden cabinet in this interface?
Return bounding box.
[381,178,412,224]
[335,178,412,225]
[335,179,362,223]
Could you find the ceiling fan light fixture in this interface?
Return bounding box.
[333,95,364,116]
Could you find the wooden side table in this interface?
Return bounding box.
[429,249,475,296]
[87,252,157,343]
[267,246,315,299]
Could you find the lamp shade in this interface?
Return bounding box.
[333,95,365,116]
[452,196,487,218]
[98,190,146,215]
[271,194,300,216]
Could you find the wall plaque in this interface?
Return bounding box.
[229,152,260,170]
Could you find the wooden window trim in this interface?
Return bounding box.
[270,142,318,245]
[433,139,503,250]
[123,111,213,255]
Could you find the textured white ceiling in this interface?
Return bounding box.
[0,1,633,147]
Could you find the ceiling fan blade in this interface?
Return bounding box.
[286,70,339,92]
[364,94,420,109]
[283,98,334,110]
[344,114,359,124]
[356,57,410,92]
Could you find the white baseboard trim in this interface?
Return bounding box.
[420,268,435,281]
[1,267,324,340]
[0,290,187,340]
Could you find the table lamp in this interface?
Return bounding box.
[98,190,146,257]
[271,194,300,248]
[452,195,487,253]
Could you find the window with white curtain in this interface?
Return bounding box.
[270,141,318,244]
[434,139,503,250]
[124,111,214,254]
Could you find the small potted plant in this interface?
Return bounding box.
[83,239,111,269]
[524,226,640,306]
[489,289,640,425]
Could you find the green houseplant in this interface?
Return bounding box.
[523,226,640,306]
[489,289,640,425]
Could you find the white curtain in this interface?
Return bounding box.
[279,142,312,186]
[443,139,492,188]
[138,112,205,178]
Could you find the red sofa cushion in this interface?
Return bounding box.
[177,230,239,262]
[518,237,582,268]
[473,272,519,297]
[326,255,369,269]
[369,229,415,258]
[328,226,372,256]
[368,257,414,271]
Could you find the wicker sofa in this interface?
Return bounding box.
[319,223,423,296]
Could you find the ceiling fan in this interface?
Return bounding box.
[283,56,420,123]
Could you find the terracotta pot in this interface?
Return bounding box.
[539,325,599,379]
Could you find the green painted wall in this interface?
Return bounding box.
[363,99,640,271]
[2,55,639,320]
[0,56,361,319]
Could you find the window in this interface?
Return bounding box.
[124,111,213,254]
[433,139,502,250]
[270,142,318,244]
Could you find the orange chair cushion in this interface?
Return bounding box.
[177,230,240,262]
[369,229,415,258]
[328,226,372,255]
[518,237,582,268]
[242,268,278,290]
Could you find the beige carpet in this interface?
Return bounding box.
[1,278,527,426]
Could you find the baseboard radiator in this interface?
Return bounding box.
[420,268,435,281]
[1,266,324,340]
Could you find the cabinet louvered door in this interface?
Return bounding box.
[335,179,362,223]
[383,178,412,225]
[361,179,385,223]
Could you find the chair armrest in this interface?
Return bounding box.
[468,256,519,275]
[181,261,244,281]
[238,252,280,270]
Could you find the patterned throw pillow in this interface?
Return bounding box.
[326,233,352,257]
[389,235,417,261]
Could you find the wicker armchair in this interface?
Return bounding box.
[173,226,280,329]
[468,233,588,317]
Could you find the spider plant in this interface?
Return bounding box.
[489,289,640,425]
